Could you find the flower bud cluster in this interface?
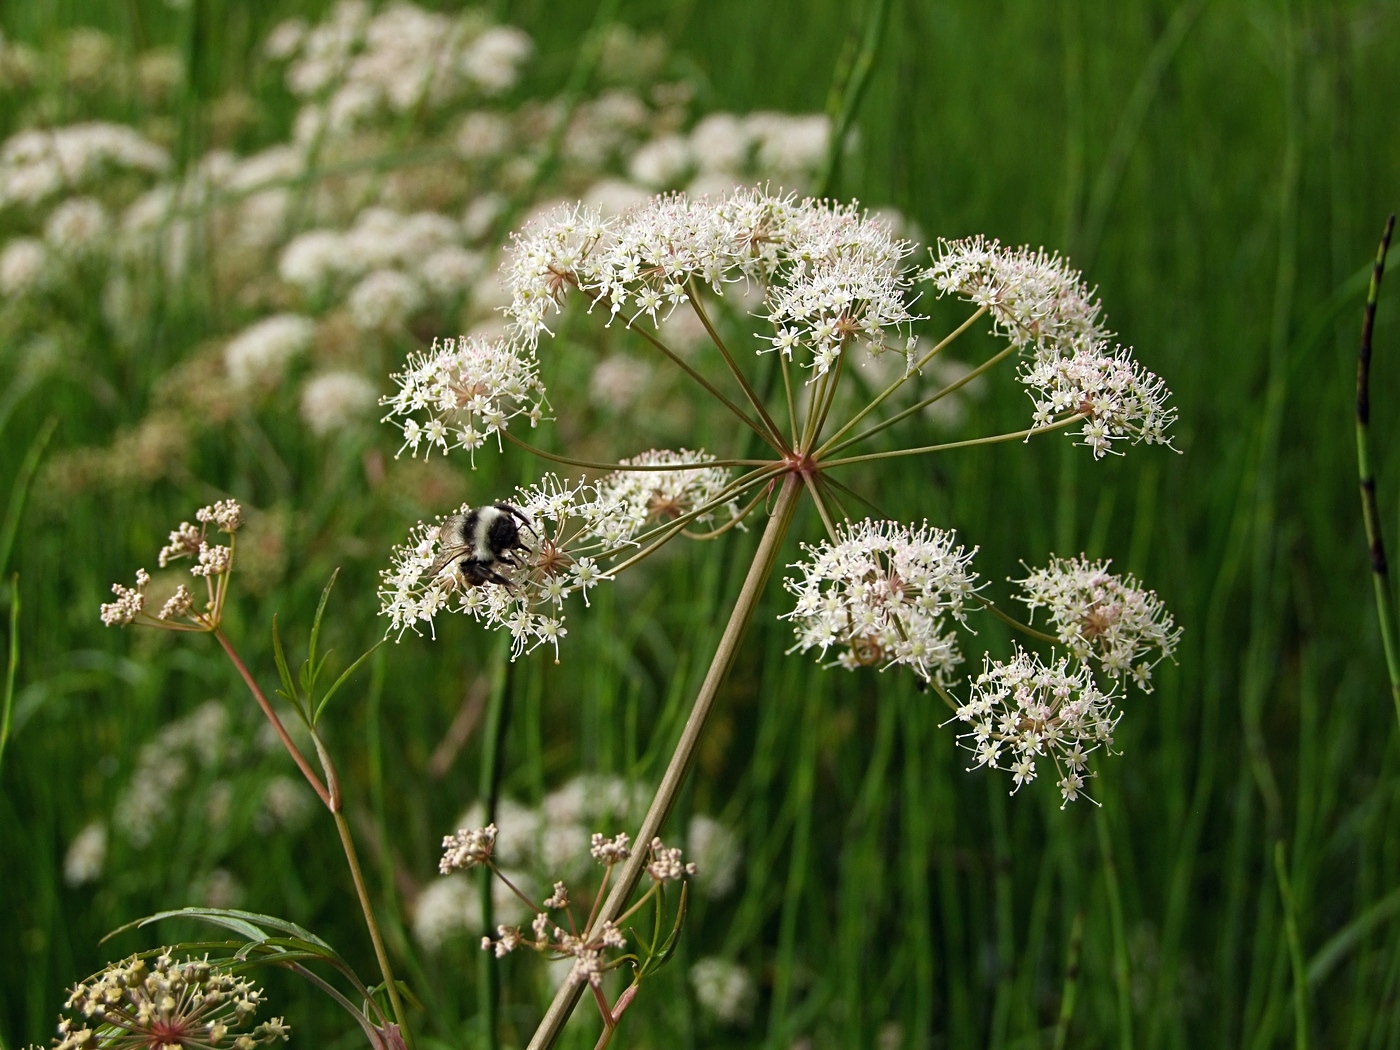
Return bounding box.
[473,831,697,991]
[950,646,1120,806]
[1015,555,1180,691]
[381,334,548,463]
[101,500,242,629]
[439,822,498,873]
[782,519,981,685]
[48,950,288,1050]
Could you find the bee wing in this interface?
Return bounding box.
[426,544,470,581]
[437,512,468,547]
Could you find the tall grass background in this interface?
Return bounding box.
[2,0,1399,1047]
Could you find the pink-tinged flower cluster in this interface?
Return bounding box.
[47,951,288,1050]
[501,188,921,377]
[782,519,981,685]
[1020,343,1176,457]
[923,236,1108,354]
[1015,555,1180,691]
[380,334,548,462]
[950,646,1120,806]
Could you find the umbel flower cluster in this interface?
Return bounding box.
[374,184,1179,803]
[440,820,695,993]
[782,519,981,685]
[379,454,743,654]
[38,951,289,1050]
[950,647,1119,807]
[100,500,243,631]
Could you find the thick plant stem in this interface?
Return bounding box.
[525,473,806,1050]
[1355,213,1400,729]
[478,645,512,1050]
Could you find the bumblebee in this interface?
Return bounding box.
[429,503,535,587]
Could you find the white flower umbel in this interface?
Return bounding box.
[380,451,759,651]
[924,236,1108,355]
[690,957,757,1026]
[47,952,289,1050]
[379,473,636,656]
[380,335,548,462]
[502,202,611,346]
[950,646,1120,806]
[1020,343,1177,458]
[501,188,920,378]
[1015,555,1180,691]
[225,314,316,391]
[782,519,981,684]
[597,449,741,536]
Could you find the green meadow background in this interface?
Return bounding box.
[2,1,1400,1048]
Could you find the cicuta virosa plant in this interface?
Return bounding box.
[89,184,1179,1050]
[373,186,1180,1045]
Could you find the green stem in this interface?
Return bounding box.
[478,644,512,1050]
[822,414,1084,468]
[214,630,330,807]
[1051,909,1086,1050]
[802,472,840,540]
[524,473,807,1050]
[1274,839,1310,1050]
[974,594,1060,645]
[1354,214,1400,729]
[815,305,989,458]
[1095,807,1134,1050]
[688,279,788,450]
[819,340,1017,459]
[333,808,414,1049]
[0,575,17,779]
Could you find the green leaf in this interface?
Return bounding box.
[649,883,689,974]
[0,576,17,780]
[0,414,58,582]
[107,906,331,949]
[314,639,385,723]
[270,614,304,719]
[303,568,340,697]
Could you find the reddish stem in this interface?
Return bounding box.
[214,630,331,809]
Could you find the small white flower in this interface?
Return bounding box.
[44,196,109,254]
[63,821,107,886]
[300,370,378,436]
[348,268,425,329]
[1019,343,1176,457]
[224,314,316,391]
[687,814,742,899]
[0,238,49,296]
[690,957,757,1026]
